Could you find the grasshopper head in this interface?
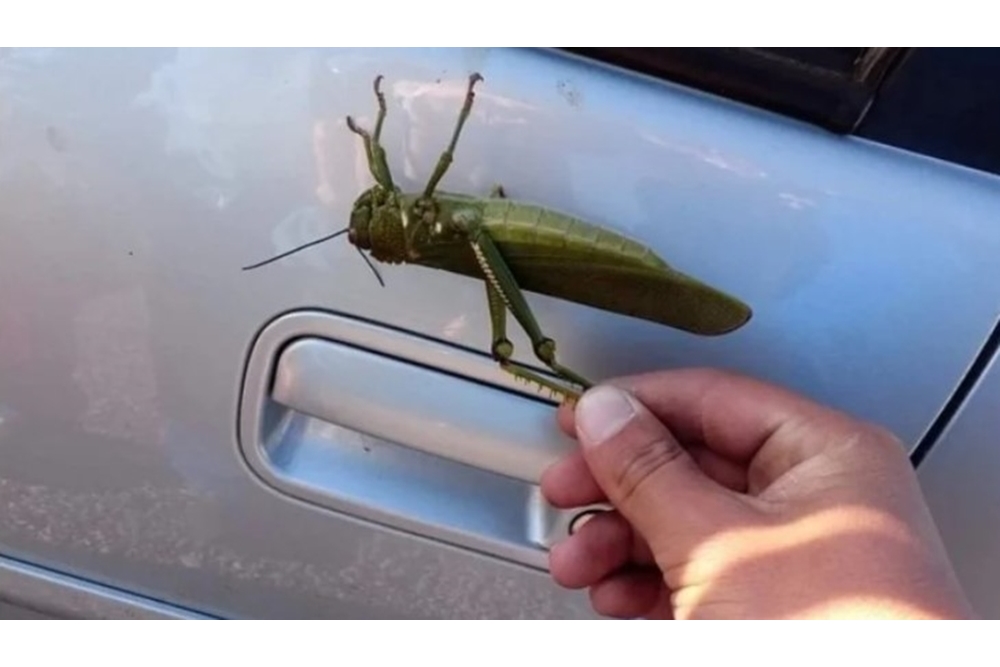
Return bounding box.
[348,187,377,251]
[347,186,406,264]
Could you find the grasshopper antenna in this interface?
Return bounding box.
[355,246,385,287]
[241,227,350,271]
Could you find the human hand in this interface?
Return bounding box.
[542,369,974,620]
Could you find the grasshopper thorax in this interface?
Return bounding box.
[347,186,408,265]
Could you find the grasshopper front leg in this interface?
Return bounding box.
[347,75,395,190]
[455,210,594,399]
[422,73,483,198]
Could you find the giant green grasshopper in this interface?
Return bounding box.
[244,73,752,401]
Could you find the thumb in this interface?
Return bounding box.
[574,385,730,550]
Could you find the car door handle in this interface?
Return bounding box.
[238,310,607,569]
[271,337,571,484]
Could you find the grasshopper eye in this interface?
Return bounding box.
[349,210,372,250]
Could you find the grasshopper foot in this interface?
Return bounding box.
[533,338,594,390]
[499,360,583,404]
[346,115,368,137]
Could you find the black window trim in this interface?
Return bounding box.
[561,48,912,133]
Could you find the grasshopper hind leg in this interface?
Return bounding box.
[455,208,592,403]
[532,339,593,391]
[484,282,583,402]
[504,362,584,404]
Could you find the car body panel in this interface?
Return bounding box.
[0,553,204,619]
[2,47,1000,618]
[919,352,1000,619]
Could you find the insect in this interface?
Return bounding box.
[243,73,752,401]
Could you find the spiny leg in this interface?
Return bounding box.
[422,73,483,198]
[484,281,581,402]
[459,214,594,393]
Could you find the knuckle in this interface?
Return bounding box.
[868,423,905,450]
[858,423,910,465]
[589,587,635,619]
[613,434,686,507]
[839,421,905,457]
